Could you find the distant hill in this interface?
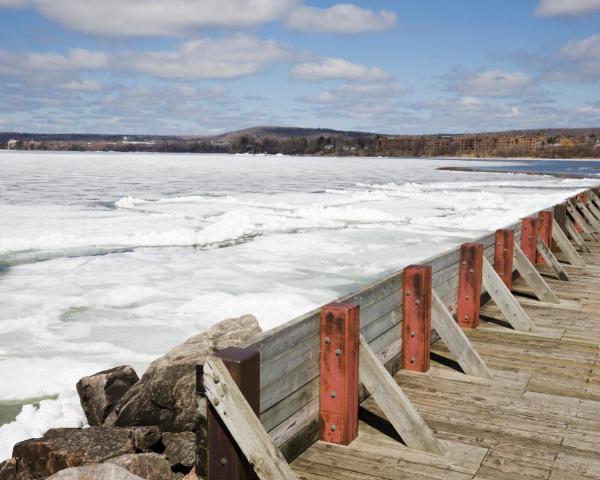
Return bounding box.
[208,126,377,142]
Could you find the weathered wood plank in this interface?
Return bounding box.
[537,235,570,282]
[552,218,585,267]
[567,201,597,241]
[431,291,492,379]
[203,356,298,480]
[482,256,535,332]
[566,220,591,253]
[513,243,560,304]
[358,335,445,455]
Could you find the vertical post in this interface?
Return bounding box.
[457,243,483,329]
[537,210,554,264]
[196,347,260,480]
[521,217,538,264]
[402,265,432,372]
[494,229,514,289]
[554,203,567,232]
[319,303,359,446]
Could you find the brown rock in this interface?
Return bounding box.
[108,453,180,480]
[162,432,195,469]
[46,464,144,479]
[12,427,160,479]
[76,366,139,426]
[106,315,261,432]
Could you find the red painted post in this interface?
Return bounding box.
[196,347,260,480]
[494,229,515,289]
[402,265,432,372]
[537,211,554,264]
[457,243,483,329]
[319,303,359,446]
[521,217,538,264]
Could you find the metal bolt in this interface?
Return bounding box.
[330,424,337,432]
[324,336,331,345]
[213,399,219,406]
[410,357,415,364]
[220,458,228,466]
[330,391,336,398]
[469,268,474,273]
[464,315,469,321]
[465,295,470,300]
[406,290,411,296]
[410,331,416,338]
[335,349,342,356]
[213,375,220,384]
[415,299,420,305]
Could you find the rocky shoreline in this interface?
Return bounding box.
[0,314,262,480]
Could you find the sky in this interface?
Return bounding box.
[0,0,599,135]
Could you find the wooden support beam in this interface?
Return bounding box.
[202,356,298,480]
[552,218,585,267]
[402,265,432,373]
[196,347,260,480]
[536,235,570,282]
[554,203,567,232]
[482,256,535,332]
[588,189,600,211]
[319,303,359,445]
[358,335,445,455]
[494,229,515,289]
[567,201,597,241]
[521,217,539,263]
[584,193,600,222]
[431,291,492,379]
[576,198,600,232]
[513,243,560,304]
[457,243,483,329]
[566,220,591,253]
[537,211,554,264]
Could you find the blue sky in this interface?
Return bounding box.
[0,0,599,135]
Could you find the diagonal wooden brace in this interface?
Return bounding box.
[431,291,492,379]
[567,201,597,241]
[513,243,560,304]
[358,335,445,455]
[482,257,535,332]
[577,199,600,232]
[552,218,585,266]
[536,235,570,281]
[203,356,298,480]
[566,220,592,253]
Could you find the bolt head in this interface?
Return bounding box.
[330,424,337,432]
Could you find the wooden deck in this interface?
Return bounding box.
[290,242,600,479]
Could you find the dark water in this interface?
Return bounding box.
[458,159,600,177]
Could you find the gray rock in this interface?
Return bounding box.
[107,453,180,480]
[12,427,160,479]
[106,315,261,432]
[46,464,144,480]
[76,366,139,426]
[162,432,195,469]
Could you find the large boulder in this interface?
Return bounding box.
[107,453,180,480]
[11,427,160,479]
[46,464,144,479]
[76,366,139,426]
[105,315,261,432]
[162,432,195,471]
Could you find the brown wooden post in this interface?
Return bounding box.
[196,347,260,480]
[457,243,483,329]
[537,210,554,264]
[319,303,359,446]
[554,203,567,232]
[494,229,514,289]
[521,217,538,264]
[402,265,432,372]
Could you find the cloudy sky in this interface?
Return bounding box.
[0,0,599,135]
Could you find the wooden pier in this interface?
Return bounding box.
[195,187,600,480]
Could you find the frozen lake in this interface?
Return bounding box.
[0,151,597,459]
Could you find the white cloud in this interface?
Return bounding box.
[0,48,110,75]
[292,57,390,81]
[286,4,396,33]
[535,0,600,16]
[59,79,103,91]
[561,34,600,60]
[453,70,534,97]
[3,0,298,36]
[120,35,292,79]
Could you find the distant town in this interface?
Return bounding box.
[2,127,600,158]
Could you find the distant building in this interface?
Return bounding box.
[7,139,18,150]
[122,136,156,146]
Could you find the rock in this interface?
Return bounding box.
[46,464,144,479]
[12,427,161,479]
[162,432,195,470]
[107,453,180,480]
[76,366,139,426]
[0,458,32,480]
[106,315,261,432]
